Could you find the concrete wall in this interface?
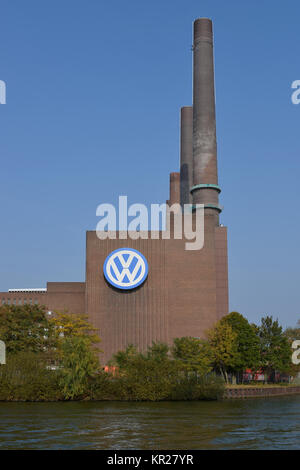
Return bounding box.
[225,386,300,399]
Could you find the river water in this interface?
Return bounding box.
[0,396,299,450]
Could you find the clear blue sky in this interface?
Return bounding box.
[0,0,299,328]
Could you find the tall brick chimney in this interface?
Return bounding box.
[191,18,222,224]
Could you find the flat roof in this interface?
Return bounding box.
[8,288,47,293]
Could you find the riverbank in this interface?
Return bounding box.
[225,385,300,399]
[2,386,300,402]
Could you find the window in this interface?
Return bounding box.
[7,299,10,305]
[18,299,22,305]
[34,299,38,305]
[1,299,5,305]
[29,299,32,305]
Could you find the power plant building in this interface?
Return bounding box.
[0,19,229,364]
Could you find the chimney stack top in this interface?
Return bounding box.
[193,18,213,44]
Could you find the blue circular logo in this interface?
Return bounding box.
[103,248,148,290]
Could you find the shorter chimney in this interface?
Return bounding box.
[180,106,193,207]
[169,172,180,205]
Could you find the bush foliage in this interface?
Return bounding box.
[0,304,297,400]
[0,352,62,401]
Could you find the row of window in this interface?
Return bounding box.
[1,299,39,306]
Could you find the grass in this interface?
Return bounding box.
[226,383,293,389]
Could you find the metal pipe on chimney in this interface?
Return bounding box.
[180,106,193,207]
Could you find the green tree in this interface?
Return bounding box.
[146,342,169,361]
[59,336,100,400]
[207,320,239,383]
[0,304,55,354]
[284,320,300,379]
[223,312,260,379]
[110,344,138,368]
[285,319,300,342]
[172,337,213,375]
[258,316,291,380]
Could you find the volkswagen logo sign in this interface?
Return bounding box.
[103,248,148,290]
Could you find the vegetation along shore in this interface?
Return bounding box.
[0,305,299,402]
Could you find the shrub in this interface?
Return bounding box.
[59,336,100,400]
[0,352,62,401]
[89,372,118,400]
[170,373,225,401]
[113,355,179,401]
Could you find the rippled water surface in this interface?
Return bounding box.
[0,396,299,449]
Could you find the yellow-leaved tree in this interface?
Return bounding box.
[207,320,239,384]
[49,312,102,400]
[49,312,100,348]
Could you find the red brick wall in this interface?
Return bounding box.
[0,282,85,314]
[215,226,229,320]
[86,214,228,364]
